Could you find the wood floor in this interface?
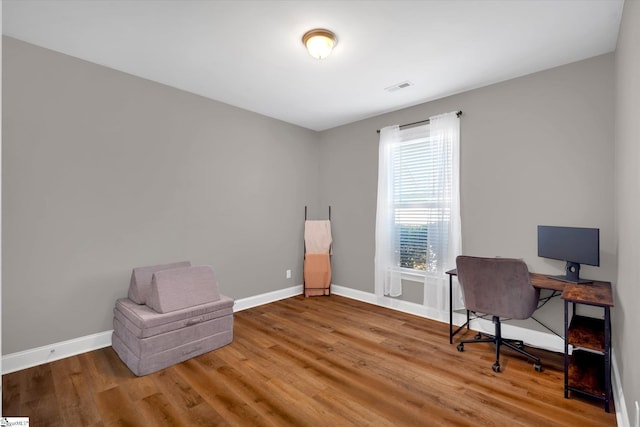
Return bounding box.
[3,295,616,426]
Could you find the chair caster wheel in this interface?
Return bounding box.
[534,364,542,372]
[474,333,482,340]
[457,343,464,352]
[492,363,500,372]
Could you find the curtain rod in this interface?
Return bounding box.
[376,110,463,134]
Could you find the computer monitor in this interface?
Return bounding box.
[537,225,599,284]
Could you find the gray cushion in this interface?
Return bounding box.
[113,314,233,357]
[147,265,221,314]
[128,261,191,304]
[112,328,233,376]
[114,296,234,338]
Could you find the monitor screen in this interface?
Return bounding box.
[537,225,599,283]
[537,226,599,266]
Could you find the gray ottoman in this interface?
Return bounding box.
[112,263,234,376]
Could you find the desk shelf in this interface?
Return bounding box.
[562,281,613,413]
[568,315,605,352]
[568,350,606,398]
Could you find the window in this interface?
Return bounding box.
[392,127,452,273]
[375,111,460,299]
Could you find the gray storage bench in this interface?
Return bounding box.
[112,262,234,376]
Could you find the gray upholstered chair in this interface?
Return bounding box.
[455,255,542,373]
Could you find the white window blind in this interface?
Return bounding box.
[391,128,452,273]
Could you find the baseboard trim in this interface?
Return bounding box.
[2,284,305,375]
[2,330,114,375]
[612,348,630,427]
[332,284,453,323]
[470,317,565,353]
[233,284,303,312]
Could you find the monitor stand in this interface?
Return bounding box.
[548,261,593,284]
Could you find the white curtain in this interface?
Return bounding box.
[374,125,402,297]
[375,113,463,309]
[423,111,463,312]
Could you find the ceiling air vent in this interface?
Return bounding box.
[385,81,414,92]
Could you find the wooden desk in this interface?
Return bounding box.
[445,269,566,344]
[562,280,613,412]
[529,273,569,292]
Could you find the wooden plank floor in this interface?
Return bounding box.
[3,295,617,426]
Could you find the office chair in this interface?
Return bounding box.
[455,256,542,373]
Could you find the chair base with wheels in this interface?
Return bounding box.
[456,315,542,373]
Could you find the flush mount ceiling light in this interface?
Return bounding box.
[302,28,337,60]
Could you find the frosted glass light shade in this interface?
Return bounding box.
[302,29,337,60]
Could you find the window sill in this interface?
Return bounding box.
[401,269,425,283]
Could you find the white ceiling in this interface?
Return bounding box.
[2,0,624,131]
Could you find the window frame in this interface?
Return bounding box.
[390,125,452,281]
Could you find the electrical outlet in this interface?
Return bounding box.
[286,269,292,279]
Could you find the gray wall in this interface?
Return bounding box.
[614,0,640,422]
[2,37,320,354]
[319,53,615,297]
